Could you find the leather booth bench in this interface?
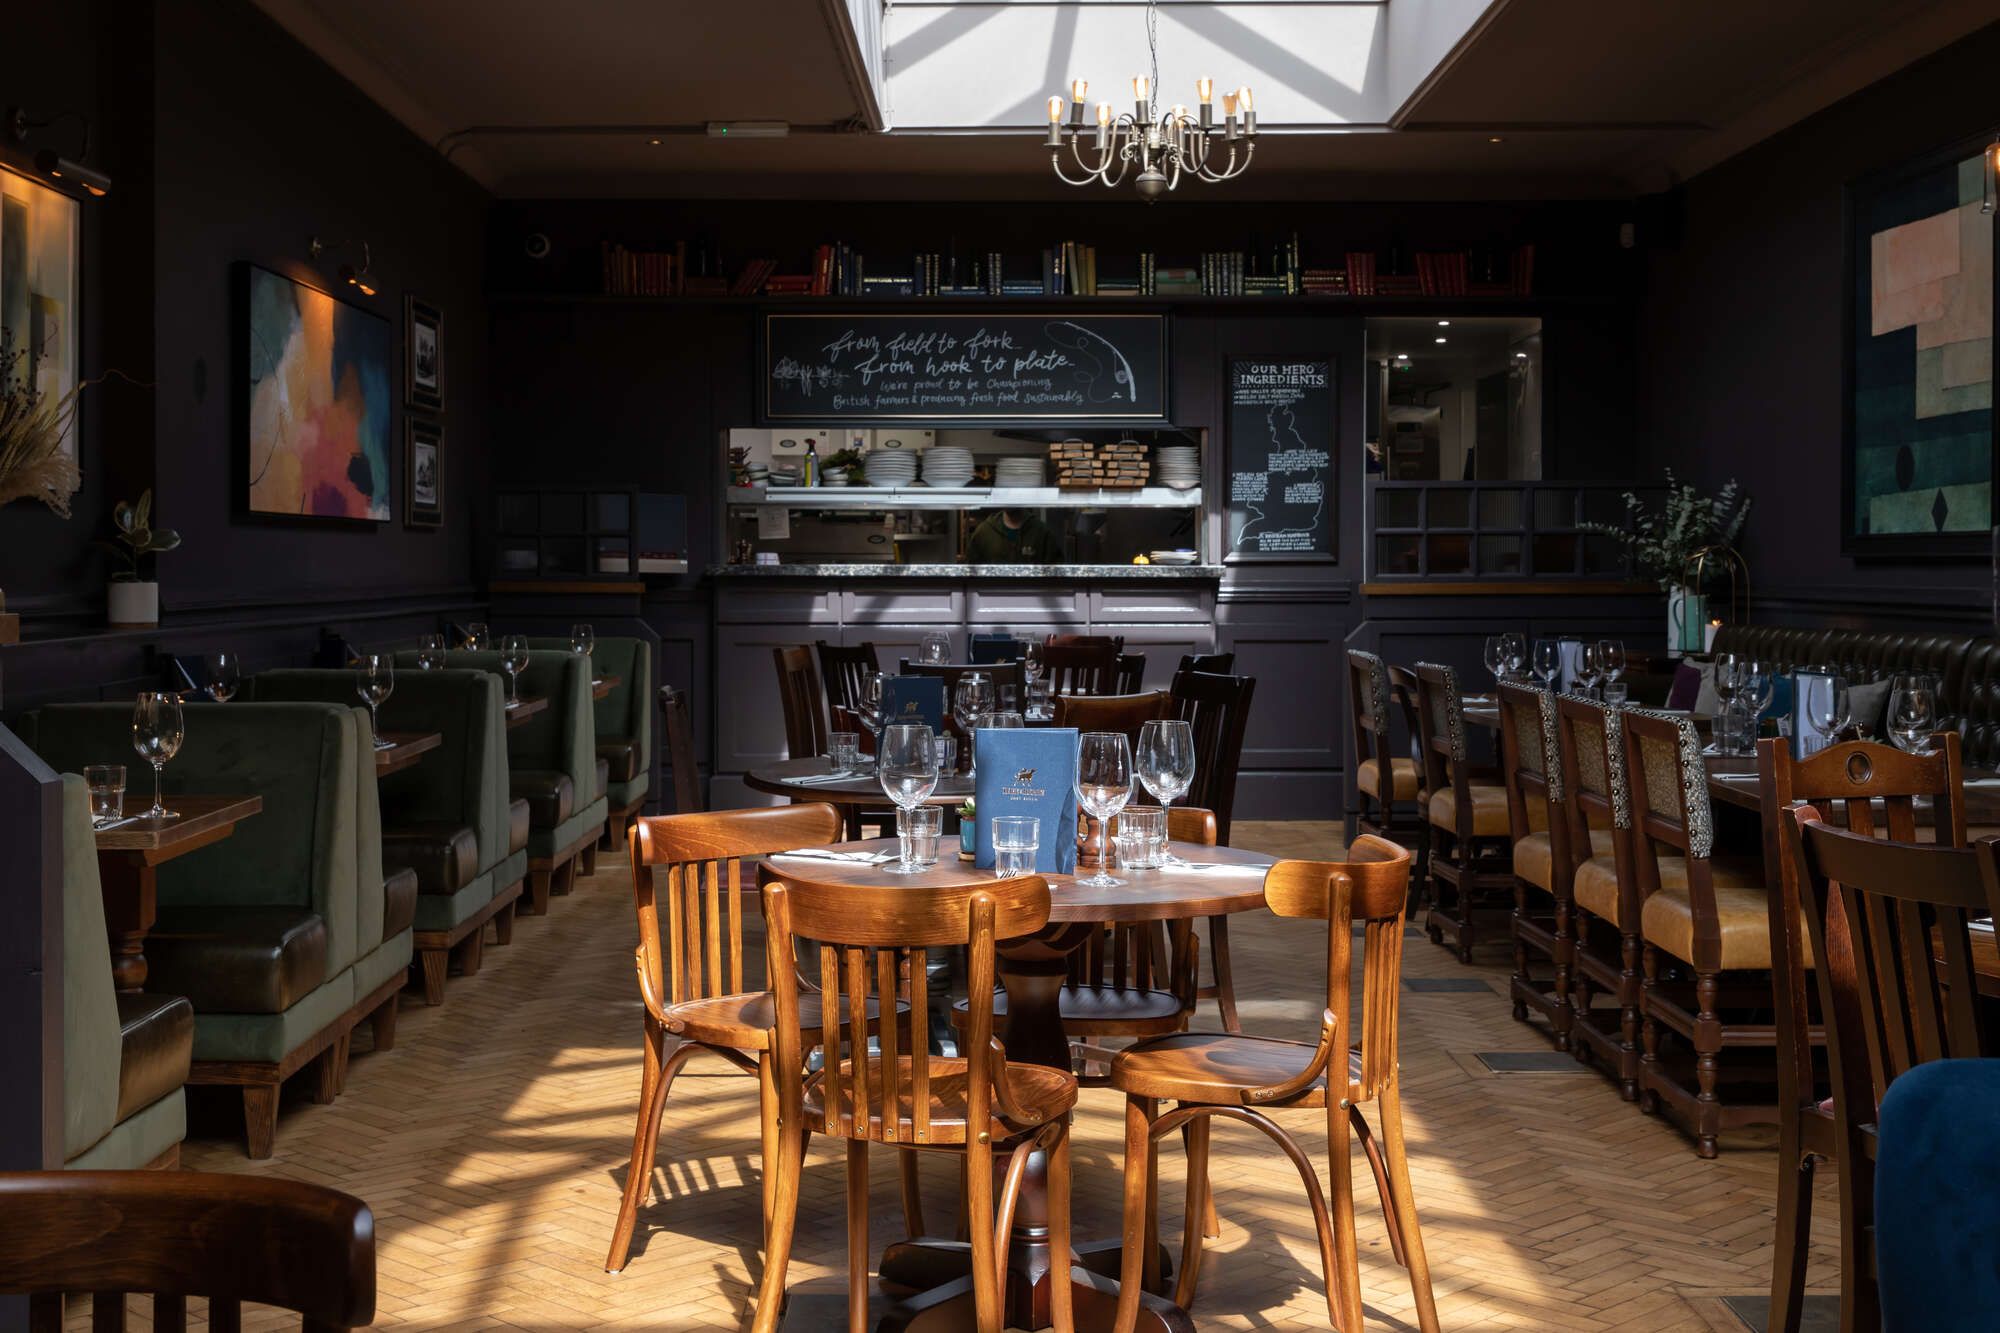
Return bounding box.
[528,635,652,849]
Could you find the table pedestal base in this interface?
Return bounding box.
[878,1236,1190,1333]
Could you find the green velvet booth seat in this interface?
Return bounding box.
[527,636,652,844]
[59,774,193,1171]
[255,668,528,1005]
[398,649,606,914]
[25,702,411,1159]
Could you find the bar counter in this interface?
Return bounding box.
[706,562,1224,579]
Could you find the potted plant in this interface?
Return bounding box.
[958,796,976,857]
[99,489,180,627]
[1579,471,1750,656]
[0,332,86,633]
[824,447,863,486]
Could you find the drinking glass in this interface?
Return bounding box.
[1026,679,1053,720]
[933,733,958,776]
[1888,675,1938,754]
[981,711,1025,729]
[357,654,395,748]
[204,652,241,703]
[899,806,943,869]
[1022,639,1045,683]
[1136,718,1196,864]
[570,623,595,659]
[828,731,860,775]
[1502,632,1528,680]
[130,691,184,823]
[1532,639,1562,687]
[500,635,529,704]
[1576,642,1604,699]
[1807,676,1852,748]
[997,684,1019,714]
[1598,640,1627,689]
[1075,731,1134,888]
[992,815,1040,877]
[85,764,126,824]
[954,672,994,773]
[415,633,446,671]
[1114,806,1167,871]
[1602,681,1629,708]
[464,621,490,650]
[1483,635,1506,686]
[920,631,952,665]
[1706,654,1745,755]
[879,723,940,873]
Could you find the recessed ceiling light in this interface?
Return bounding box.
[1515,351,1528,359]
[1437,320,1450,327]
[1435,337,1447,344]
[648,137,662,145]
[1395,353,1408,360]
[1489,136,1504,144]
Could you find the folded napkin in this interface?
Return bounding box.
[787,771,861,787]
[773,848,896,864]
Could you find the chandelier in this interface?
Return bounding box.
[1045,0,1255,201]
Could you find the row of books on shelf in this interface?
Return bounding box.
[600,239,1537,298]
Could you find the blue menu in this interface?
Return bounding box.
[974,726,1079,874]
[883,674,945,733]
[970,634,1024,665]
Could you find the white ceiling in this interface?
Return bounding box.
[251,0,2000,199]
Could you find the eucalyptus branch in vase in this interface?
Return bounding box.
[1577,470,1751,592]
[0,331,84,517]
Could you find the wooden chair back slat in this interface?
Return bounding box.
[1114,653,1147,694]
[909,946,931,1142]
[1785,810,1988,1134]
[630,805,843,1012]
[815,641,879,714]
[773,646,829,759]
[0,1171,375,1330]
[1043,642,1121,696]
[1053,690,1172,744]
[659,685,703,813]
[1264,836,1413,1100]
[1170,670,1256,845]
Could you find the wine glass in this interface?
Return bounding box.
[1022,639,1045,684]
[1075,732,1134,888]
[953,672,995,776]
[1502,632,1527,681]
[130,691,185,823]
[1807,676,1852,750]
[415,633,446,671]
[1531,639,1562,688]
[879,723,940,874]
[1598,640,1627,691]
[920,631,952,665]
[204,652,240,703]
[1136,718,1196,865]
[570,623,595,659]
[464,621,490,650]
[1708,654,1745,754]
[1742,660,1777,752]
[856,671,888,763]
[499,634,529,704]
[1483,636,1506,686]
[357,654,395,748]
[1576,642,1604,699]
[1888,674,1937,754]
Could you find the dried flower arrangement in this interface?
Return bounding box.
[0,330,83,517]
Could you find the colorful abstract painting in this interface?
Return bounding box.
[1845,140,1996,556]
[0,165,80,458]
[243,264,392,520]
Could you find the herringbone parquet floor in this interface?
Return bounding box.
[155,821,1840,1331]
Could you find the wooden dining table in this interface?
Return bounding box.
[759,837,1276,1333]
[503,695,549,729]
[592,674,620,702]
[745,757,974,840]
[95,794,263,991]
[373,730,442,777]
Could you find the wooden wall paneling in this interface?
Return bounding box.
[1216,595,1350,819]
[964,585,1089,628]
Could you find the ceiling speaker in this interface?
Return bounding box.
[523,232,551,261]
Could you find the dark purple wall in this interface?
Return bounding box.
[1637,22,2000,629]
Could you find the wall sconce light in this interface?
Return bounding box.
[6,106,112,197]
[308,237,377,297]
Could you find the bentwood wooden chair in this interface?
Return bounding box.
[1555,695,1647,1098]
[816,640,879,714]
[659,685,704,813]
[1053,689,1172,743]
[1346,651,1428,893]
[1412,662,1513,964]
[754,870,1079,1333]
[1762,735,1964,1333]
[607,803,915,1273]
[1623,708,1786,1157]
[1170,668,1258,1032]
[1783,809,1991,1333]
[773,646,829,761]
[1108,839,1440,1333]
[1044,641,1122,696]
[1496,683,1589,1049]
[0,1170,375,1330]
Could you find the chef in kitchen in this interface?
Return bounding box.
[964,507,1057,564]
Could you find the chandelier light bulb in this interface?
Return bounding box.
[1048,96,1064,123]
[1235,86,1253,113]
[1071,79,1088,103]
[1096,101,1113,127]
[1197,78,1213,104]
[1132,75,1150,102]
[1170,104,1189,128]
[1221,91,1238,116]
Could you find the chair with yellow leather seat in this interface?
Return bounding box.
[1554,694,1649,1100]
[1346,651,1429,899]
[1623,707,1789,1158]
[1495,683,1589,1050]
[1412,662,1513,964]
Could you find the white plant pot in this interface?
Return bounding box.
[108,580,159,627]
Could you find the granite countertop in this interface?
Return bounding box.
[707,562,1224,580]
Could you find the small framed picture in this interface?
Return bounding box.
[405,417,443,528]
[405,295,443,411]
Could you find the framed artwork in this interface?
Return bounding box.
[0,163,81,458]
[239,262,393,521]
[405,295,442,411]
[405,416,442,528]
[1843,132,1997,558]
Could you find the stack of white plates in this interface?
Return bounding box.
[863,451,918,487]
[993,457,1045,489]
[1149,549,1199,565]
[920,446,975,488]
[1155,445,1201,490]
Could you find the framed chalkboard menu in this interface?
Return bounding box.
[1225,359,1336,562]
[762,313,1167,424]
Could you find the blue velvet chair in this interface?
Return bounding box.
[1875,1060,2000,1333]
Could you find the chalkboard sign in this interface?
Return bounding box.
[762,313,1167,423]
[1225,359,1336,561]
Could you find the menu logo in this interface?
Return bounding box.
[901,701,922,715]
[1015,767,1036,783]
